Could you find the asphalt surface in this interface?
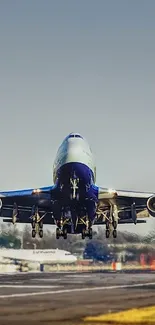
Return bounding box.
[0,270,154,324]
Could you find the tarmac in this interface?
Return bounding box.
[0,270,154,324]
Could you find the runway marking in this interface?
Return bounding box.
[65,275,91,278]
[0,281,154,299]
[0,272,29,274]
[30,278,58,282]
[0,285,61,288]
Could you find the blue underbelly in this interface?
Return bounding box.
[56,162,95,186]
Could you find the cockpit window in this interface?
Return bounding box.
[75,134,82,138]
[68,134,83,139]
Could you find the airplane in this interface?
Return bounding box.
[0,248,77,264]
[0,132,155,240]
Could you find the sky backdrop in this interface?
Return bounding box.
[0,0,155,234]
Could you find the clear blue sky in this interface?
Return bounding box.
[0,0,155,235]
[0,0,155,191]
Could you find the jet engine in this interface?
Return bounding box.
[147,195,155,217]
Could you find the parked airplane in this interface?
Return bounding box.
[0,248,77,264]
[0,132,154,239]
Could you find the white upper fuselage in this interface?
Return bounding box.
[0,249,77,264]
[53,133,96,183]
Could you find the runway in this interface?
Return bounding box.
[0,271,155,324]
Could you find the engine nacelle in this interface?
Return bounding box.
[147,195,155,217]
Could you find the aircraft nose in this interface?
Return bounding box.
[68,255,77,263]
[73,256,77,262]
[66,142,84,163]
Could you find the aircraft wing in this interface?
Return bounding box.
[0,186,56,225]
[0,185,154,226]
[96,187,154,224]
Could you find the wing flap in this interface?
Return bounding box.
[94,219,146,225]
[0,186,55,225]
[96,187,152,224]
[2,208,55,225]
[98,187,117,200]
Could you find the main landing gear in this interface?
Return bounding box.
[56,227,68,239]
[56,224,93,240]
[55,215,93,240]
[105,204,118,239]
[55,217,69,239]
[105,220,117,238]
[80,217,93,239]
[31,206,44,239]
[81,227,92,239]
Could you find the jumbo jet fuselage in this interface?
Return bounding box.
[51,133,98,237]
[53,133,96,185]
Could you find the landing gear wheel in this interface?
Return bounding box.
[113,221,117,230]
[106,229,110,238]
[39,229,43,238]
[88,228,92,239]
[106,221,110,230]
[39,221,43,229]
[32,229,36,238]
[113,229,117,238]
[56,228,60,239]
[82,228,86,239]
[63,228,67,239]
[32,221,35,229]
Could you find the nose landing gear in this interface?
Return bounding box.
[70,177,79,200]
